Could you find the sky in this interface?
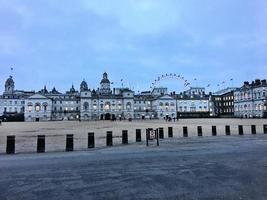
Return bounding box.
[0,0,267,94]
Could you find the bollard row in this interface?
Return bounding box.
[4,124,267,154]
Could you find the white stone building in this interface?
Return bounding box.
[24,94,52,121]
[234,79,267,118]
[0,72,214,121]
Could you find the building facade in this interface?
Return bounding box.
[211,88,236,117]
[234,79,267,118]
[0,73,214,121]
[1,73,266,121]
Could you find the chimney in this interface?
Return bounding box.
[255,79,261,85]
[244,81,249,86]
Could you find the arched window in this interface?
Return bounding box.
[104,102,111,111]
[35,103,41,112]
[84,102,89,111]
[28,103,33,112]
[43,102,48,112]
[126,102,131,110]
[159,102,163,106]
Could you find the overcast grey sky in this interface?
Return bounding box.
[0,0,266,93]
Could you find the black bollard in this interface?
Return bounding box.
[225,125,231,136]
[88,132,95,148]
[212,126,217,136]
[183,126,188,137]
[159,127,164,139]
[37,135,45,153]
[168,127,173,138]
[146,129,149,146]
[106,131,113,146]
[122,130,128,144]
[6,136,15,154]
[66,134,73,151]
[238,125,243,135]
[197,126,202,137]
[136,129,141,142]
[251,125,256,135]
[264,125,267,134]
[156,129,159,146]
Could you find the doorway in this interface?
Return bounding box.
[105,113,111,120]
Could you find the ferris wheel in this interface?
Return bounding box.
[150,73,191,91]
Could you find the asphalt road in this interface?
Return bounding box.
[0,135,267,200]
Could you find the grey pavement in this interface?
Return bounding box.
[0,135,267,200]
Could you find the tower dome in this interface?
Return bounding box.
[80,79,88,92]
[70,84,76,93]
[100,72,111,95]
[5,76,15,93]
[100,72,110,84]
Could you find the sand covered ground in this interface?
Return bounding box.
[0,118,266,153]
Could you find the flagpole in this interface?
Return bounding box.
[10,67,14,77]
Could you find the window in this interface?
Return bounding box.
[35,103,41,112]
[43,105,47,112]
[104,102,110,110]
[84,102,89,111]
[126,102,131,110]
